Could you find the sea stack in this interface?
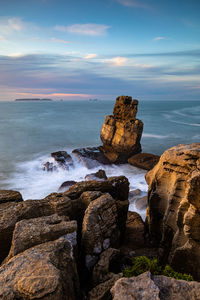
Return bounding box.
[100,96,143,163]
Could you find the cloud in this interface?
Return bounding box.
[16,92,92,99]
[153,36,166,41]
[0,17,24,34]
[116,0,149,9]
[0,36,5,41]
[84,53,98,59]
[110,56,127,66]
[55,23,110,36]
[51,37,71,44]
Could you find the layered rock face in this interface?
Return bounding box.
[146,143,200,279]
[100,96,143,163]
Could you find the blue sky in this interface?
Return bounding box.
[0,0,200,100]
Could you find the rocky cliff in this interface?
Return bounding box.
[100,96,143,163]
[146,143,200,279]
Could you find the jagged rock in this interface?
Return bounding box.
[0,190,23,204]
[100,96,143,163]
[146,143,200,279]
[128,153,160,170]
[58,180,77,192]
[111,271,200,300]
[0,193,72,262]
[134,195,148,210]
[89,273,122,300]
[72,147,111,169]
[122,211,145,251]
[82,193,128,269]
[85,169,107,181]
[4,214,77,263]
[0,238,80,300]
[51,150,74,170]
[64,176,129,201]
[92,248,120,285]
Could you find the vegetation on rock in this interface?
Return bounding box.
[123,256,194,281]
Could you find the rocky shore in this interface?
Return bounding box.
[1,96,200,299]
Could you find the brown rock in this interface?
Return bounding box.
[123,211,145,250]
[85,169,107,181]
[82,193,128,269]
[146,143,200,279]
[0,193,72,262]
[100,96,143,163]
[128,152,160,170]
[51,150,74,170]
[0,238,80,300]
[89,273,122,300]
[0,190,23,204]
[4,214,77,263]
[111,271,200,300]
[58,180,77,191]
[134,195,148,210]
[92,248,120,285]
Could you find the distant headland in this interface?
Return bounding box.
[15,98,53,102]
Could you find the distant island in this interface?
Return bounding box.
[15,98,53,102]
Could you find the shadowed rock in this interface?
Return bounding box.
[85,169,107,181]
[0,190,23,204]
[128,153,160,170]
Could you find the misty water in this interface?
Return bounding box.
[0,100,199,217]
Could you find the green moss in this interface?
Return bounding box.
[123,256,194,281]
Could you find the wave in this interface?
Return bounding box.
[143,133,170,139]
[4,153,148,202]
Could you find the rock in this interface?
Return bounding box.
[72,147,111,169]
[4,214,77,263]
[0,193,72,262]
[64,176,129,201]
[128,153,160,170]
[89,273,122,300]
[100,96,143,163]
[0,190,23,204]
[92,248,120,285]
[82,193,128,269]
[111,271,160,299]
[146,143,200,279]
[85,169,107,181]
[51,150,74,170]
[43,161,57,172]
[0,238,80,300]
[111,271,200,300]
[134,195,148,210]
[122,211,145,250]
[58,180,77,192]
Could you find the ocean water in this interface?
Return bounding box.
[0,100,199,215]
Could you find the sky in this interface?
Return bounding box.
[0,0,200,101]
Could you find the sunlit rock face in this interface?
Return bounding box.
[146,143,200,279]
[100,96,143,163]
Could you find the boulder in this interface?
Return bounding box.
[134,195,148,210]
[4,214,77,263]
[122,211,145,250]
[111,271,200,300]
[100,96,143,163]
[89,273,122,300]
[51,150,74,170]
[0,190,23,204]
[82,193,128,269]
[128,152,160,170]
[72,147,111,169]
[85,169,107,181]
[146,143,200,279]
[43,161,57,172]
[58,180,77,192]
[0,193,72,262]
[0,238,80,300]
[92,248,120,285]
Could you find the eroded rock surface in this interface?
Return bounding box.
[85,169,107,181]
[0,238,80,300]
[100,96,143,163]
[111,271,200,300]
[128,153,160,170]
[72,147,111,168]
[146,143,200,279]
[0,190,23,204]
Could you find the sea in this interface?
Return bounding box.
[0,100,199,217]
